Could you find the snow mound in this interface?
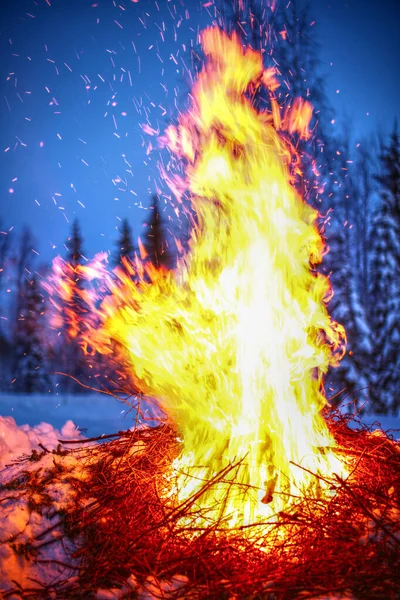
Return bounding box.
[0,448,87,594]
[0,416,84,469]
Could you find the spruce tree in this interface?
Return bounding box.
[12,228,35,388]
[325,221,371,409]
[0,223,11,390]
[0,221,10,301]
[356,141,375,303]
[143,196,172,269]
[67,220,84,267]
[114,218,135,267]
[14,275,48,393]
[65,219,86,338]
[370,123,400,413]
[61,219,88,391]
[375,122,400,218]
[324,134,372,410]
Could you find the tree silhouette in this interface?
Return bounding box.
[369,122,400,413]
[67,219,84,267]
[324,136,372,410]
[14,275,48,393]
[11,228,35,388]
[61,219,89,391]
[143,196,172,269]
[114,218,135,267]
[0,223,12,389]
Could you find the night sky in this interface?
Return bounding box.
[1,0,399,264]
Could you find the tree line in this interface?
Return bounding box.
[0,196,173,395]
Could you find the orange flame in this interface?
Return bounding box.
[46,28,346,528]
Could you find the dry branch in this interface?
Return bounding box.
[1,413,400,599]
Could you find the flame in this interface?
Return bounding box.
[46,28,346,528]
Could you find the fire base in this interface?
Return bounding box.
[1,413,400,599]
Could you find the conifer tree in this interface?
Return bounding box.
[0,223,11,390]
[356,141,375,302]
[61,219,89,391]
[14,275,48,393]
[325,221,371,409]
[324,134,372,410]
[114,218,135,267]
[65,219,86,337]
[143,196,172,269]
[369,123,400,413]
[67,220,84,267]
[0,221,10,302]
[12,228,35,388]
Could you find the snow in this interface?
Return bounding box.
[0,414,188,598]
[0,393,161,438]
[350,413,400,438]
[0,434,86,594]
[2,392,398,443]
[0,416,84,469]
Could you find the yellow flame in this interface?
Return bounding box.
[48,28,346,527]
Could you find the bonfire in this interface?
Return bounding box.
[1,27,399,600]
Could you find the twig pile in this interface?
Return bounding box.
[3,413,400,599]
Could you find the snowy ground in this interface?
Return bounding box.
[0,392,398,476]
[356,413,400,437]
[0,393,161,438]
[0,414,189,599]
[0,395,398,598]
[0,393,399,439]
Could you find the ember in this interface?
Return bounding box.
[45,27,348,529]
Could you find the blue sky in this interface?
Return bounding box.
[311,0,400,138]
[0,0,399,264]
